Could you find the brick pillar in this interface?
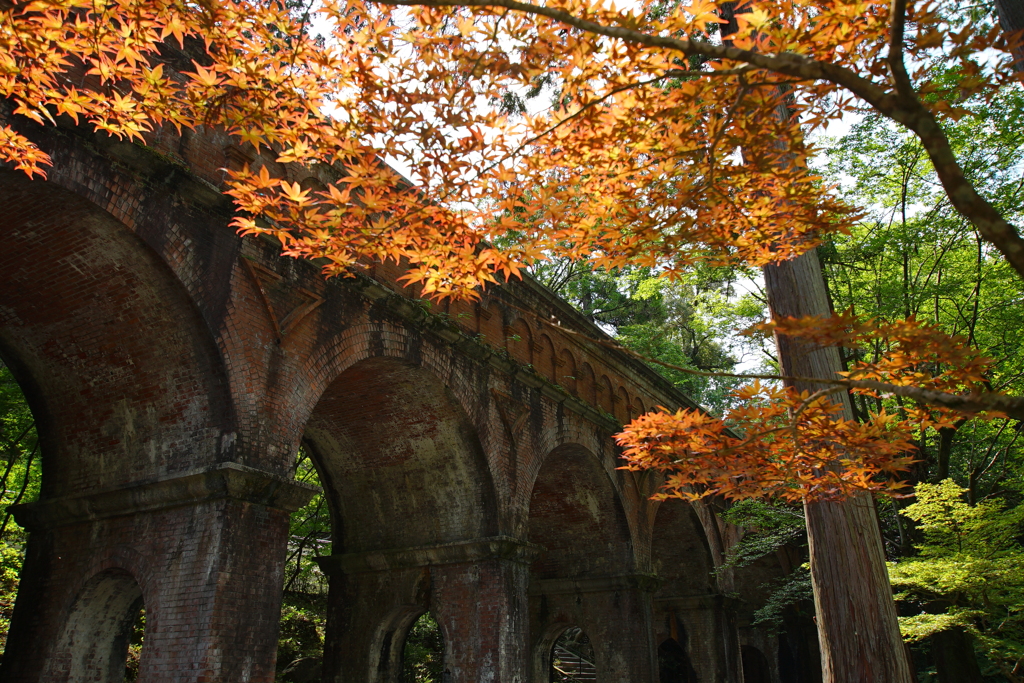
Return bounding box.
[318,536,537,683]
[529,575,659,683]
[0,463,317,683]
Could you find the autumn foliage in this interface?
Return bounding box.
[0,0,1020,501]
[616,313,999,502]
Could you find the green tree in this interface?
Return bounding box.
[277,447,331,678]
[821,80,1024,503]
[0,362,40,658]
[889,480,1024,681]
[531,260,766,414]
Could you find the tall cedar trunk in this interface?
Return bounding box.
[932,627,983,683]
[995,0,1024,72]
[764,251,913,683]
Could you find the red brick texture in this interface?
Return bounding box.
[0,112,791,682]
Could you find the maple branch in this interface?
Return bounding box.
[371,0,1024,285]
[706,79,748,186]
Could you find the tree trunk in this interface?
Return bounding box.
[933,627,983,683]
[995,0,1024,72]
[764,251,913,683]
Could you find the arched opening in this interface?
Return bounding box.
[0,169,230,496]
[52,569,146,682]
[0,358,40,655]
[658,638,698,683]
[304,356,497,554]
[0,172,226,676]
[648,500,716,683]
[741,645,772,683]
[528,444,636,682]
[298,356,498,681]
[276,445,330,682]
[401,612,446,683]
[528,444,633,580]
[550,627,596,682]
[650,500,714,596]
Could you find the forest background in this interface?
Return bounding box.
[1,55,1023,681]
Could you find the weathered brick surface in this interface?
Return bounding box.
[0,111,796,682]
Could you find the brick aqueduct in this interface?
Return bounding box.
[0,112,814,682]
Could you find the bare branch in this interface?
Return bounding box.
[887,0,914,97]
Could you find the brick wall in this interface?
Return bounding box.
[0,109,796,683]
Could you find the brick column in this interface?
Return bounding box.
[317,537,537,683]
[1,463,317,683]
[529,574,659,683]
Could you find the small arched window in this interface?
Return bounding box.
[550,626,596,682]
[52,568,146,682]
[402,612,446,683]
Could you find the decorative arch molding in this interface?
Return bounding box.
[298,322,489,451]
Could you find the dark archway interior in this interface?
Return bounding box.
[741,645,772,683]
[303,356,498,554]
[658,637,698,683]
[650,500,714,596]
[528,444,633,579]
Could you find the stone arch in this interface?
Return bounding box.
[527,442,653,683]
[302,355,502,682]
[557,349,577,395]
[528,442,633,580]
[650,499,715,595]
[549,626,597,682]
[649,499,716,681]
[45,568,146,682]
[298,319,491,453]
[505,318,533,365]
[0,170,232,496]
[372,605,447,683]
[303,355,499,553]
[532,621,576,683]
[400,610,447,683]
